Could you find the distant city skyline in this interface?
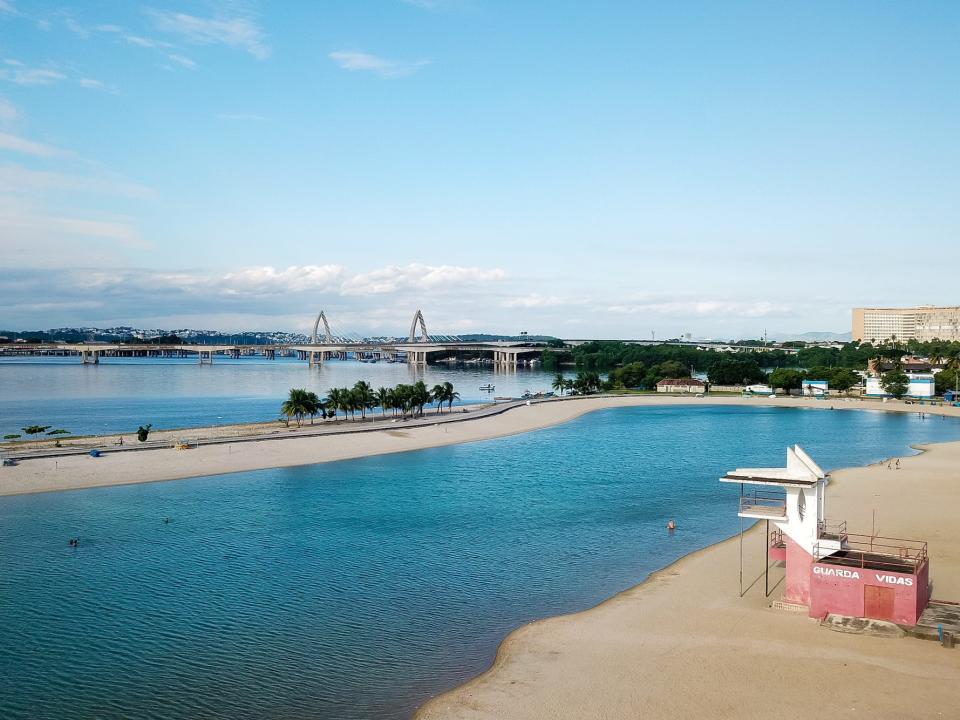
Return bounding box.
[2,1,958,336]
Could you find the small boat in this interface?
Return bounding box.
[479,384,495,391]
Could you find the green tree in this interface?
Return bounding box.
[137,424,152,442]
[431,383,448,413]
[935,367,959,395]
[707,357,766,386]
[827,368,861,393]
[21,425,52,436]
[376,386,391,417]
[281,388,313,427]
[609,362,646,389]
[352,381,376,420]
[881,370,909,399]
[552,372,567,396]
[326,388,345,421]
[769,368,803,392]
[411,381,432,417]
[304,391,321,424]
[443,381,460,411]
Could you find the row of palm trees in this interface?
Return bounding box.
[551,371,603,396]
[280,381,461,427]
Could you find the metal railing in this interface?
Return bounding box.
[738,491,787,517]
[813,533,928,573]
[817,519,848,542]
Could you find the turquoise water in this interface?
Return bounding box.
[0,356,564,436]
[1,406,958,719]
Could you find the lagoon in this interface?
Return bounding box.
[0,356,563,437]
[1,405,958,719]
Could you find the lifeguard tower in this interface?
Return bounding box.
[721,445,930,625]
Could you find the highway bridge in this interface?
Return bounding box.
[1,309,549,368]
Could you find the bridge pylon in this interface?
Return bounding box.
[409,309,429,343]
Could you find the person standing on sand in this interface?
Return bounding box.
[896,459,901,470]
[118,436,123,446]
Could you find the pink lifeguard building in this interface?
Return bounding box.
[721,445,930,626]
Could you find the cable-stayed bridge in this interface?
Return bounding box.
[7,310,548,368]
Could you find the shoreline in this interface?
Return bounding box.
[3,394,960,497]
[415,439,960,719]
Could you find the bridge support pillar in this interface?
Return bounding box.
[494,350,517,369]
[81,350,99,364]
[308,350,323,367]
[198,350,213,364]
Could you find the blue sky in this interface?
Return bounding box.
[1,1,958,338]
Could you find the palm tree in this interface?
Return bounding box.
[304,390,321,424]
[386,387,400,417]
[443,381,460,412]
[326,388,343,421]
[552,372,566,396]
[353,381,375,420]
[411,380,431,417]
[281,388,311,428]
[432,383,448,413]
[376,386,391,417]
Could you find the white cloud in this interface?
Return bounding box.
[167,53,196,69]
[0,60,66,86]
[63,14,89,38]
[221,265,346,294]
[603,300,793,318]
[0,0,17,15]
[0,97,17,126]
[501,293,575,309]
[79,77,118,93]
[0,132,69,157]
[341,263,505,295]
[147,9,270,59]
[0,163,155,198]
[125,34,159,48]
[329,51,430,78]
[0,203,146,248]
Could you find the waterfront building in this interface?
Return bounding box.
[801,379,829,396]
[654,378,707,393]
[864,374,935,398]
[722,446,930,625]
[852,306,960,343]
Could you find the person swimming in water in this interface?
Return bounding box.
[666,519,676,531]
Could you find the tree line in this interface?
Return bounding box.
[279,381,461,427]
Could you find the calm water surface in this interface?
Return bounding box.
[0,356,565,436]
[2,406,958,719]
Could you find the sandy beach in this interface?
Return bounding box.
[416,439,960,720]
[2,394,959,497]
[3,393,959,717]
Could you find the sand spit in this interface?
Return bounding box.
[2,394,959,497]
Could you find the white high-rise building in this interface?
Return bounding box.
[852,306,960,343]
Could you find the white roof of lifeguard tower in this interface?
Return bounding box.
[720,445,825,487]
